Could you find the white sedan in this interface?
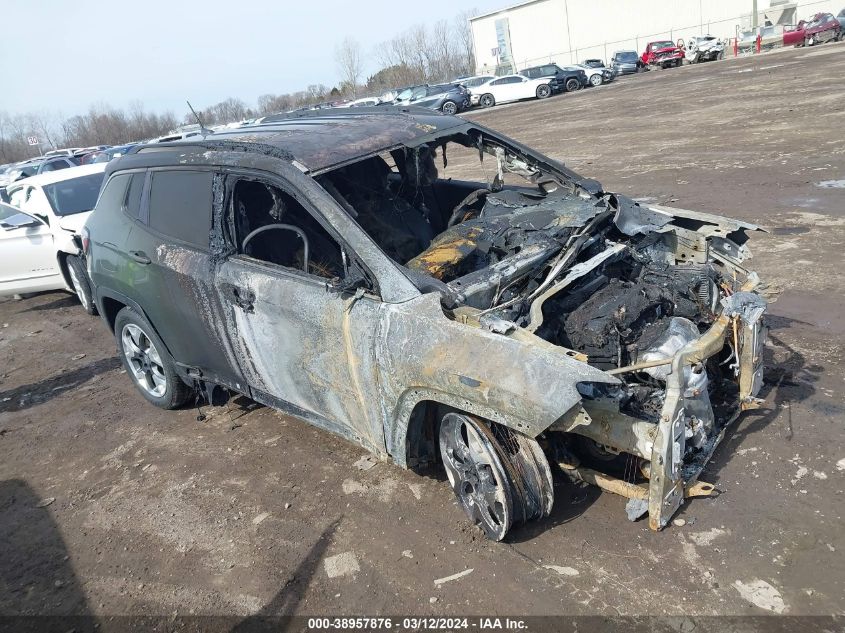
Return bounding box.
[571,64,614,87]
[472,74,555,108]
[1,163,107,313]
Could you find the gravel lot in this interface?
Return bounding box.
[1,43,844,620]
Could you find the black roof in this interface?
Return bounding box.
[121,107,467,174]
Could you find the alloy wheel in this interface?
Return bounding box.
[441,101,458,115]
[121,323,167,397]
[440,413,513,540]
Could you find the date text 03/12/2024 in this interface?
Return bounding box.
[307,617,528,630]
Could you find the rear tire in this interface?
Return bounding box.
[479,93,495,108]
[441,100,458,115]
[114,307,195,409]
[536,84,552,99]
[565,77,581,92]
[66,254,96,316]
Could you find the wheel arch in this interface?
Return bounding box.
[388,388,537,471]
[54,252,74,292]
[97,290,176,360]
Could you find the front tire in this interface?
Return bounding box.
[441,100,458,115]
[479,93,495,108]
[65,254,96,315]
[439,414,553,541]
[535,83,552,99]
[589,74,603,87]
[114,307,195,409]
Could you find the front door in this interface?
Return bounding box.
[0,203,59,295]
[215,173,385,452]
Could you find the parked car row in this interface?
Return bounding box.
[296,60,611,117]
[0,144,138,202]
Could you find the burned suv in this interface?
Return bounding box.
[84,108,766,540]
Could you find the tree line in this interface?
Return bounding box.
[1,9,477,165]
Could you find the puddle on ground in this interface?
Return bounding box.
[816,180,845,189]
[772,226,811,235]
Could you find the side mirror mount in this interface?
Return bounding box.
[327,265,371,298]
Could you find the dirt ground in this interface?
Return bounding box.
[2,43,844,621]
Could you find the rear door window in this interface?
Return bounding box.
[148,170,213,249]
[97,174,131,214]
[123,172,145,220]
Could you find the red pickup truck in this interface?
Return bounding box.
[641,40,684,68]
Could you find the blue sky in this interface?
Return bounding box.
[1,0,506,116]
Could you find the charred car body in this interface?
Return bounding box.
[84,108,767,540]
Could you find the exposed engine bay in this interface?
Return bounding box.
[316,127,767,536]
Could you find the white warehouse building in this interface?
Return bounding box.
[470,0,840,73]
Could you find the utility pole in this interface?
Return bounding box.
[563,0,573,63]
[752,0,759,29]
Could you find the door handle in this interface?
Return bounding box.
[129,250,151,265]
[222,283,255,313]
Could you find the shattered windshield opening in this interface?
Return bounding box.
[317,129,575,283]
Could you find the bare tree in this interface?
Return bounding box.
[335,37,364,98]
[28,112,59,150]
[306,84,329,102]
[454,8,478,76]
[430,19,455,81]
[258,93,293,115]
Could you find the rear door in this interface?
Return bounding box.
[488,77,512,102]
[123,168,247,390]
[513,76,534,99]
[88,171,144,297]
[499,76,525,101]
